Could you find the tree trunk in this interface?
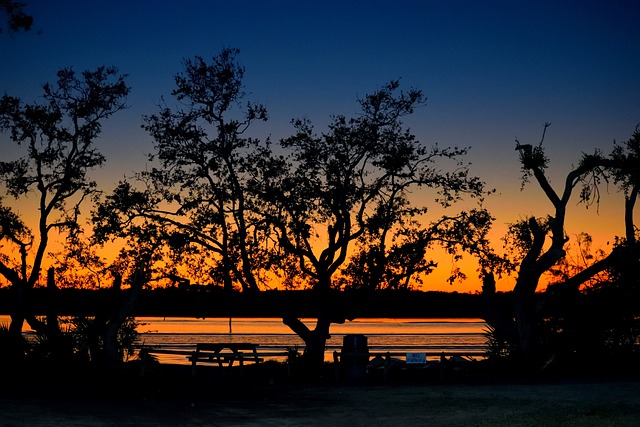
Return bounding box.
[46,268,60,338]
[103,272,142,369]
[513,284,537,358]
[7,282,28,362]
[283,315,331,376]
[304,326,330,373]
[43,268,73,362]
[510,217,566,362]
[481,271,516,349]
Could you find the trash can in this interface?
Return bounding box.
[341,334,369,381]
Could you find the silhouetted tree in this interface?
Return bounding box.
[252,81,495,369]
[547,126,640,362]
[0,66,129,360]
[543,233,639,365]
[487,123,639,365]
[560,125,640,288]
[92,183,199,366]
[95,49,269,294]
[340,208,504,291]
[97,50,497,373]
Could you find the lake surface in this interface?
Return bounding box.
[3,316,489,364]
[135,317,489,364]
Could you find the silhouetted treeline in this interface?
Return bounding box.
[0,287,516,319]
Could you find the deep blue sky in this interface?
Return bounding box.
[2,0,639,290]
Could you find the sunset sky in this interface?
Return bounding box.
[1,1,639,293]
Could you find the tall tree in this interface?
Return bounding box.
[253,81,494,368]
[563,125,640,283]
[0,66,129,357]
[99,51,496,371]
[488,123,639,363]
[95,49,270,294]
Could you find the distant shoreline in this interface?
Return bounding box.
[0,288,515,318]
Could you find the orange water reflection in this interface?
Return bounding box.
[1,315,487,335]
[135,317,487,335]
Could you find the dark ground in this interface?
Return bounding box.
[2,379,640,426]
[1,360,639,426]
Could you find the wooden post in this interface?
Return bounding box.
[191,349,199,378]
[238,352,244,380]
[439,352,447,381]
[46,268,60,339]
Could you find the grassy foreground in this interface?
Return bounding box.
[1,360,639,426]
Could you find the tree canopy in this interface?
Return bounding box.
[0,66,129,342]
[484,123,640,363]
[0,0,33,34]
[93,49,498,368]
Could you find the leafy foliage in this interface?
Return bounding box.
[0,66,129,285]
[28,315,139,364]
[490,123,640,366]
[0,66,129,346]
[257,80,498,293]
[95,49,270,292]
[91,50,499,371]
[483,324,513,360]
[609,125,640,198]
[547,232,609,288]
[0,0,32,34]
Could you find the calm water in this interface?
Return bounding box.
[135,317,489,364]
[3,316,489,364]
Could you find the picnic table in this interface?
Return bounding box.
[189,342,264,377]
[137,342,294,378]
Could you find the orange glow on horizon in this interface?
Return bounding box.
[0,159,634,295]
